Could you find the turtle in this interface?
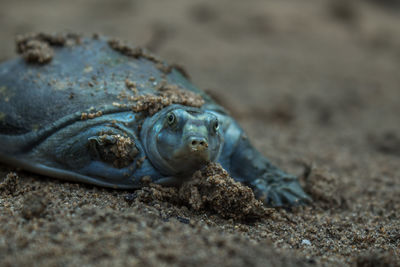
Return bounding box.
[0,33,310,206]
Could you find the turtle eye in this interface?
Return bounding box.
[213,119,219,132]
[167,112,176,126]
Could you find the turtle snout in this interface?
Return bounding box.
[187,136,208,152]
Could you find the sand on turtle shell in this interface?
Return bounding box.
[15,32,81,64]
[127,84,204,115]
[17,40,54,64]
[125,79,138,95]
[81,111,103,120]
[93,134,139,168]
[108,38,190,78]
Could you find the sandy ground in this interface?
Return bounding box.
[1,0,400,266]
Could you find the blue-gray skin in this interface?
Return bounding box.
[0,36,309,206]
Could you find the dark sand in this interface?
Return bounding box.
[1,0,399,266]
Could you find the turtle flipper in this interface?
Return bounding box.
[250,173,310,207]
[228,135,310,207]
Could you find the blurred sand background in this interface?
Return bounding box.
[1,0,400,266]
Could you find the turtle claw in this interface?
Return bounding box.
[251,176,311,207]
[266,190,283,207]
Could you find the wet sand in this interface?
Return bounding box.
[1,0,400,266]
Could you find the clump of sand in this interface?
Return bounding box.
[180,162,270,220]
[17,39,54,64]
[107,38,165,70]
[131,163,270,221]
[304,167,344,208]
[92,134,139,168]
[128,84,204,115]
[15,32,81,64]
[108,38,190,78]
[21,191,48,219]
[0,172,20,196]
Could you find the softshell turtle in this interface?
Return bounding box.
[0,33,309,206]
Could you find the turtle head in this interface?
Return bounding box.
[141,104,222,177]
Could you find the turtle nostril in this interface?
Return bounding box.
[188,137,208,149]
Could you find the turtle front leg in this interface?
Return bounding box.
[229,135,310,207]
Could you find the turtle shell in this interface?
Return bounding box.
[0,35,219,134]
[0,34,220,153]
